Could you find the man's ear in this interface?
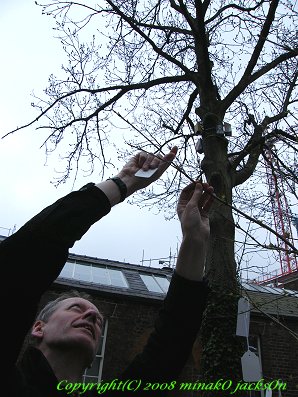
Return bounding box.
[31,320,45,339]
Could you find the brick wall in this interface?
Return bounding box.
[250,317,298,397]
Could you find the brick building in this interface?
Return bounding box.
[1,233,297,397]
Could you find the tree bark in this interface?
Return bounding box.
[196,114,245,394]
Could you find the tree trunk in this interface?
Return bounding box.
[196,114,245,395]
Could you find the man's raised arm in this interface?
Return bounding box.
[1,146,177,366]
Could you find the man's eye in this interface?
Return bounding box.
[71,304,82,310]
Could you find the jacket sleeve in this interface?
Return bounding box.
[1,182,111,365]
[120,271,209,389]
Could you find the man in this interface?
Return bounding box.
[2,146,214,396]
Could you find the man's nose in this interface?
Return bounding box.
[83,308,98,323]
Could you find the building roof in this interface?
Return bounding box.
[1,234,297,317]
[57,252,174,303]
[68,252,174,276]
[58,252,298,318]
[241,282,298,319]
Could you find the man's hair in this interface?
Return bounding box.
[35,289,93,323]
[29,289,97,345]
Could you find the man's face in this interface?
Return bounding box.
[33,297,104,364]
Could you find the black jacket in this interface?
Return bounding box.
[1,183,208,397]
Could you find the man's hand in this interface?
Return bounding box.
[177,181,214,241]
[96,146,177,206]
[117,146,178,196]
[175,181,214,281]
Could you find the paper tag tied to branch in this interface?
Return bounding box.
[241,350,262,382]
[236,297,251,337]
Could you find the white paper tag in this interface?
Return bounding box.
[265,389,273,397]
[241,350,262,381]
[135,168,158,178]
[236,297,251,337]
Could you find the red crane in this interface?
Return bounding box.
[255,141,298,286]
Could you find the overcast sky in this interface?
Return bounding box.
[1,1,296,281]
[0,0,183,268]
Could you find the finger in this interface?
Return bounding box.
[150,153,162,169]
[202,188,215,215]
[178,182,196,202]
[180,182,203,215]
[189,182,204,207]
[151,146,178,171]
[198,187,214,217]
[177,182,196,218]
[164,146,178,161]
[141,153,155,170]
[198,185,213,207]
[137,152,148,168]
